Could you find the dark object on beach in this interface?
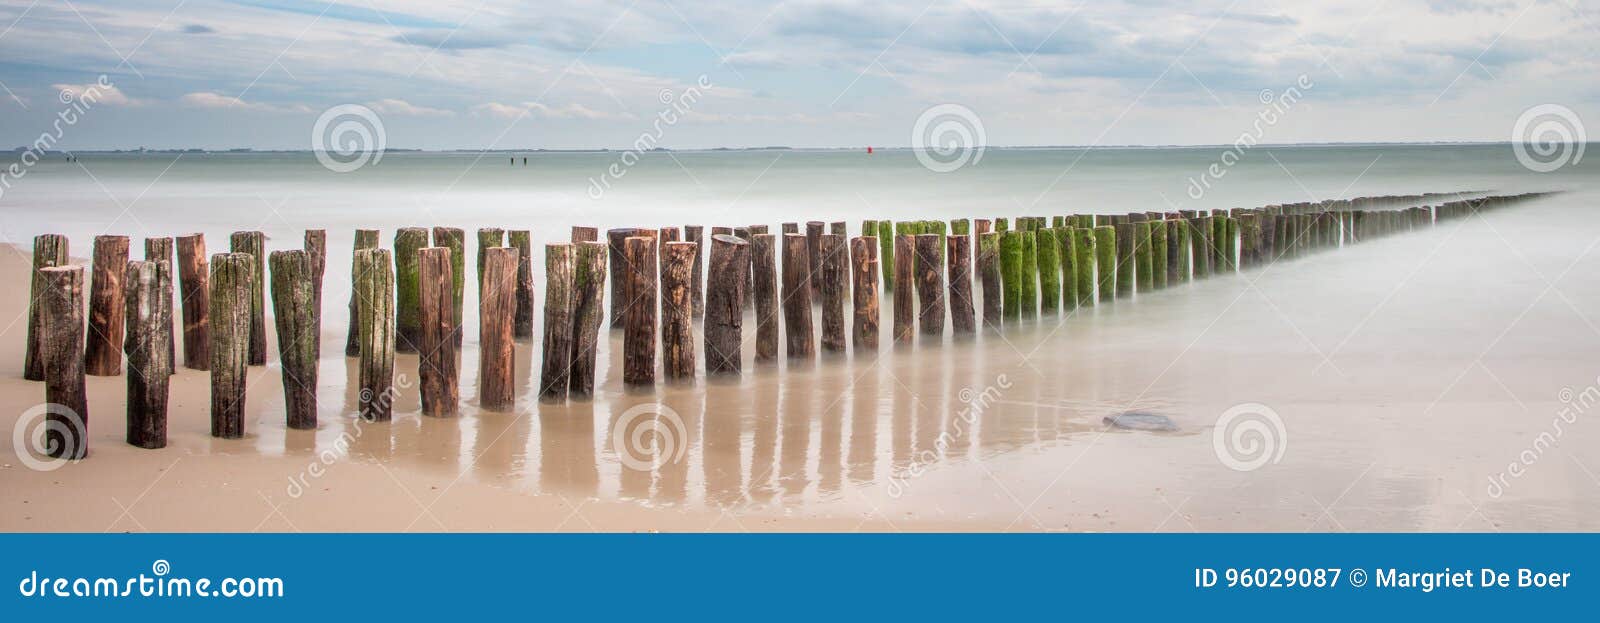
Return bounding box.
[510,230,535,341]
[227,231,266,365]
[418,247,458,416]
[622,237,658,385]
[86,235,129,376]
[540,243,575,399]
[209,252,254,437]
[818,233,847,352]
[1103,411,1179,432]
[40,265,87,459]
[568,241,607,396]
[345,229,379,356]
[25,234,69,381]
[268,250,317,430]
[750,233,778,363]
[706,234,749,374]
[480,247,517,407]
[355,248,395,422]
[782,233,815,359]
[392,227,428,353]
[660,241,697,380]
[850,236,879,350]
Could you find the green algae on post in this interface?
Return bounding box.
[1037,227,1061,314]
[1072,228,1095,306]
[1000,230,1022,321]
[1094,226,1116,303]
[1019,229,1038,318]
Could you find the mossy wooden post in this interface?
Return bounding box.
[947,234,975,333]
[877,220,895,293]
[659,241,696,380]
[684,225,705,318]
[621,238,657,386]
[124,260,170,448]
[706,234,750,374]
[480,247,518,406]
[418,247,458,417]
[1237,214,1258,269]
[174,234,211,371]
[345,229,379,357]
[1036,228,1061,314]
[354,249,395,422]
[143,238,177,375]
[25,234,69,381]
[817,234,848,353]
[392,227,428,353]
[269,250,318,430]
[995,217,1009,233]
[1210,216,1228,270]
[301,230,326,362]
[227,231,266,366]
[1053,228,1076,310]
[999,231,1022,321]
[568,241,608,397]
[605,227,639,328]
[1134,221,1154,293]
[209,252,253,438]
[781,233,816,358]
[40,266,87,458]
[974,219,992,235]
[1192,217,1213,278]
[804,221,825,299]
[510,230,535,341]
[1093,226,1116,303]
[977,232,1002,326]
[430,227,465,344]
[749,233,779,363]
[1114,223,1136,298]
[1071,228,1095,307]
[476,226,505,298]
[1018,230,1038,318]
[851,236,881,349]
[1225,216,1239,271]
[85,235,129,376]
[1150,220,1168,289]
[914,234,945,337]
[1163,221,1183,284]
[540,244,576,400]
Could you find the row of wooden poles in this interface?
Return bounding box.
[21,192,1546,460]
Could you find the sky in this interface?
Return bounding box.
[0,0,1594,150]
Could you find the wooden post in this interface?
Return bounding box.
[1037,228,1061,314]
[228,231,266,365]
[948,234,975,333]
[85,235,129,376]
[1019,230,1038,318]
[805,221,824,298]
[892,235,915,343]
[750,233,778,364]
[540,244,576,400]
[684,225,705,319]
[1150,220,1168,290]
[660,241,696,380]
[914,234,944,337]
[851,236,881,349]
[173,234,209,370]
[1135,221,1154,293]
[977,232,1002,326]
[39,266,87,459]
[606,227,639,329]
[480,247,517,407]
[706,234,751,374]
[430,227,465,344]
[209,252,253,438]
[143,237,176,375]
[510,230,535,341]
[268,250,318,430]
[354,249,394,422]
[476,227,505,298]
[877,221,895,293]
[1191,217,1213,278]
[568,241,608,397]
[1094,226,1117,303]
[572,226,599,242]
[974,219,993,235]
[124,260,170,448]
[25,234,68,381]
[1072,228,1095,306]
[393,227,428,353]
[301,231,326,366]
[783,233,817,357]
[418,247,458,417]
[345,229,379,356]
[999,231,1022,320]
[1115,223,1137,297]
[622,237,658,385]
[819,233,847,352]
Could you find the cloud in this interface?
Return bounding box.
[181,24,215,34]
[52,82,138,106]
[180,92,311,113]
[472,101,635,120]
[366,98,454,117]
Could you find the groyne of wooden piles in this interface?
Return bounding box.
[17,191,1550,457]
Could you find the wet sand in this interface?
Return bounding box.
[3,191,1600,532]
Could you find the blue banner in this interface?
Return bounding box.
[1,534,1591,619]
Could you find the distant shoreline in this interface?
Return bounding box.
[13,142,1565,156]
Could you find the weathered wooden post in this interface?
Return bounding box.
[1018,230,1038,318]
[568,241,608,397]
[805,221,825,298]
[947,234,975,333]
[541,244,576,400]
[228,231,267,366]
[851,236,881,349]
[1094,226,1116,302]
[269,250,318,430]
[354,248,395,422]
[393,227,428,353]
[914,234,945,337]
[510,230,535,341]
[893,235,915,343]
[705,235,750,374]
[1149,220,1168,289]
[819,233,847,352]
[124,260,170,448]
[877,221,895,293]
[1070,228,1095,307]
[1191,217,1213,278]
[750,233,779,363]
[782,233,816,358]
[85,235,129,376]
[1037,228,1061,314]
[209,252,253,438]
[417,247,458,417]
[143,238,177,374]
[1114,223,1136,298]
[620,237,658,385]
[1134,221,1154,293]
[572,226,599,242]
[480,247,518,406]
[301,231,326,362]
[25,234,69,381]
[430,227,465,344]
[978,232,1002,326]
[606,227,640,329]
[684,225,705,318]
[733,226,755,311]
[659,241,696,380]
[40,265,87,458]
[344,229,379,357]
[171,234,210,371]
[476,227,505,298]
[999,231,1022,321]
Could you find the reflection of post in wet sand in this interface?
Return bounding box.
[778,369,812,497]
[747,376,778,502]
[846,368,878,486]
[702,379,744,507]
[817,368,846,495]
[651,393,701,505]
[538,404,597,497]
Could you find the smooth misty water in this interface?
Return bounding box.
[3,144,1599,530]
